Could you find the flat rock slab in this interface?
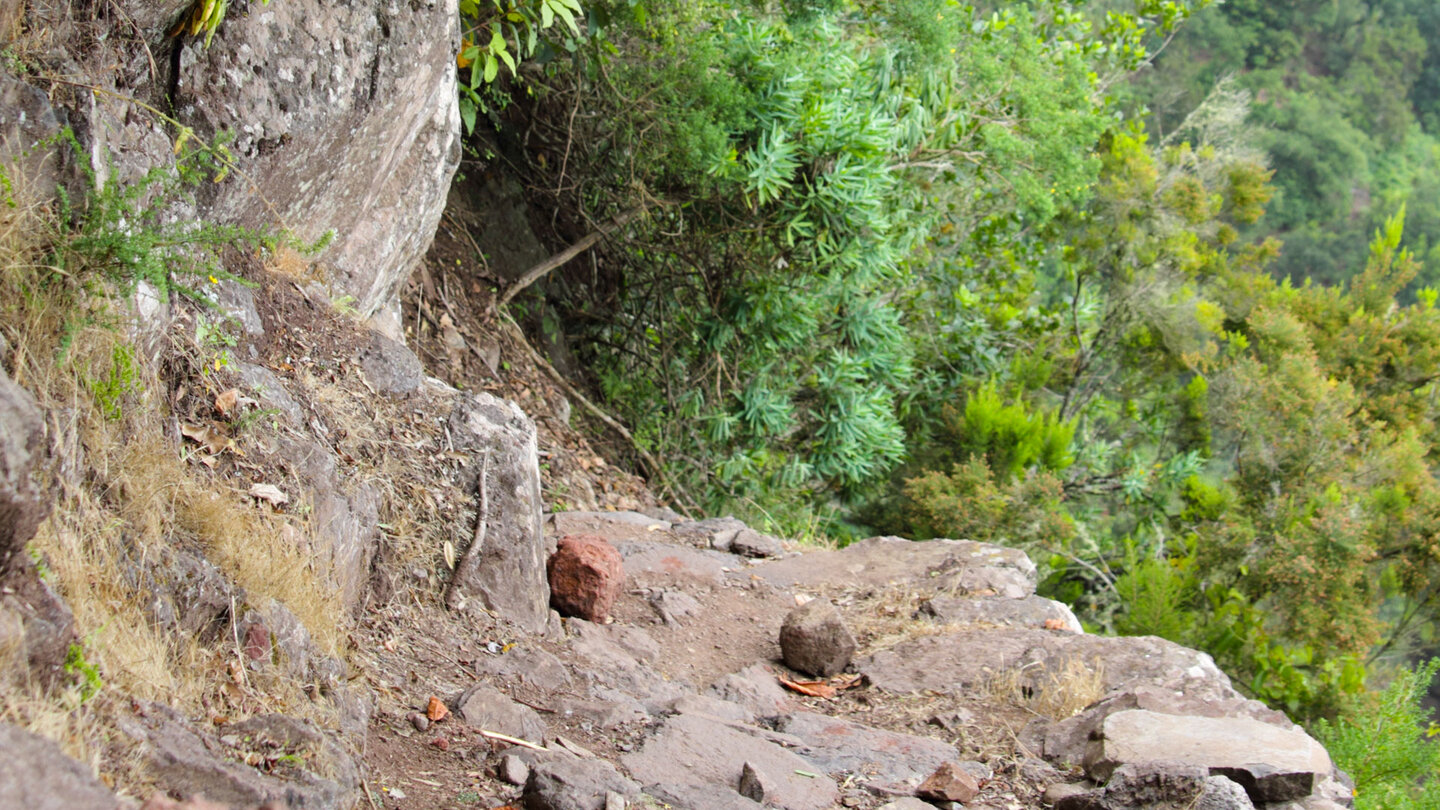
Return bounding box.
[1087,710,1331,803]
[547,511,675,545]
[751,536,1036,598]
[0,723,120,810]
[706,663,795,718]
[623,713,838,810]
[859,629,1237,703]
[615,540,748,588]
[921,594,1082,633]
[451,684,548,744]
[775,712,957,794]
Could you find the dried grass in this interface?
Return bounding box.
[986,655,1106,721]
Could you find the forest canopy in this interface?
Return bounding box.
[464,1,1440,793]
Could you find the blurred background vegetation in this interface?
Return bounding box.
[459,1,1440,802]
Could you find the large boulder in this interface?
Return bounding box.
[445,393,550,633]
[31,0,460,332]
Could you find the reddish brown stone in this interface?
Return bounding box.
[548,534,625,622]
[917,761,981,803]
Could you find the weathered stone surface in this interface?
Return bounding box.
[878,799,936,810]
[173,0,461,326]
[476,647,573,691]
[0,365,47,571]
[920,594,1083,633]
[524,752,640,810]
[566,620,687,711]
[235,363,306,425]
[356,330,424,395]
[775,712,957,794]
[0,722,120,810]
[121,703,359,810]
[752,536,1037,597]
[738,760,776,803]
[549,535,625,623]
[917,761,981,803]
[549,511,672,544]
[0,570,76,684]
[649,588,702,626]
[672,517,784,558]
[780,600,857,677]
[1055,763,1255,810]
[452,684,548,743]
[554,696,650,729]
[615,540,747,588]
[1040,684,1292,767]
[1085,710,1330,803]
[0,74,63,202]
[859,629,1236,704]
[500,753,531,786]
[128,546,236,640]
[707,663,794,718]
[645,783,765,810]
[668,693,756,724]
[622,713,838,810]
[445,393,549,633]
[277,435,381,613]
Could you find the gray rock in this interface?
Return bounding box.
[668,694,756,724]
[174,0,460,322]
[476,647,573,691]
[0,723,120,809]
[751,536,1037,598]
[878,800,936,810]
[920,594,1083,633]
[0,74,63,204]
[549,511,672,544]
[1085,710,1330,803]
[615,540,747,588]
[707,663,793,718]
[554,696,650,729]
[650,589,702,626]
[566,621,687,711]
[452,684,548,744]
[775,712,957,794]
[121,703,359,810]
[0,365,47,571]
[357,330,424,395]
[859,629,1237,703]
[0,570,75,684]
[672,517,784,558]
[645,783,765,810]
[738,760,776,802]
[235,363,306,425]
[1056,763,1255,810]
[622,713,838,810]
[445,393,549,633]
[524,753,640,810]
[501,753,530,786]
[780,601,856,677]
[1042,685,1292,768]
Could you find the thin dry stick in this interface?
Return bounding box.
[497,204,648,307]
[478,729,547,751]
[497,313,698,518]
[445,450,490,610]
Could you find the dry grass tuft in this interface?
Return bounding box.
[987,655,1106,721]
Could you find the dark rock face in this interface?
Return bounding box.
[120,704,360,810]
[522,752,639,810]
[549,535,625,623]
[357,331,425,395]
[445,393,550,632]
[0,722,121,810]
[779,600,856,677]
[0,365,48,572]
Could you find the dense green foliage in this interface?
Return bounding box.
[1125,0,1440,288]
[1316,660,1440,808]
[477,0,1440,755]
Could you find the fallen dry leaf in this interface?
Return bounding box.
[426,696,449,722]
[778,676,837,699]
[214,388,239,417]
[443,540,456,570]
[180,422,238,456]
[832,673,864,690]
[249,483,289,507]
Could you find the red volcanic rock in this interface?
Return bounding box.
[548,534,625,622]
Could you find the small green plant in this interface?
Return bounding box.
[63,643,104,704]
[195,315,238,376]
[1313,659,1440,809]
[88,344,142,421]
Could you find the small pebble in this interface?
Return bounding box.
[409,713,429,732]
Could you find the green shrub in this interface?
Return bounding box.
[1314,659,1440,809]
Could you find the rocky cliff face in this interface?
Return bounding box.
[13,0,459,332]
[0,2,1357,810]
